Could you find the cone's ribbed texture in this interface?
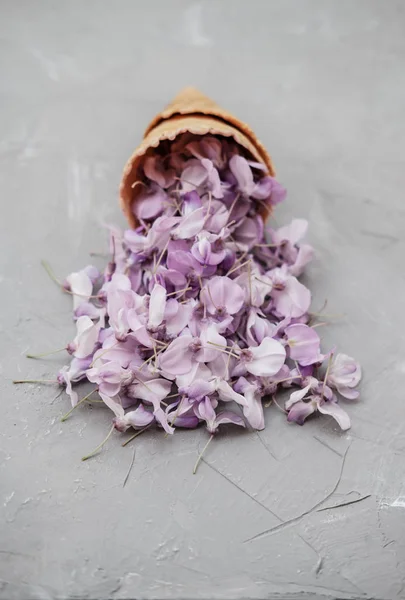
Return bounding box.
[120,87,276,228]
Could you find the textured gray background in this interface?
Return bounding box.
[1,1,405,599]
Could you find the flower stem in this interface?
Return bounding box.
[81,424,115,461]
[60,388,98,422]
[26,347,66,359]
[122,423,153,447]
[41,259,62,286]
[89,341,119,368]
[272,395,287,414]
[166,286,192,298]
[227,193,240,223]
[153,239,170,275]
[193,434,214,474]
[226,258,250,276]
[247,260,253,305]
[322,353,334,399]
[13,379,57,384]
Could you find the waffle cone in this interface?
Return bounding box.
[120,88,276,228]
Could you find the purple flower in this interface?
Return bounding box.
[64,265,99,310]
[202,276,245,316]
[285,381,351,430]
[284,323,322,366]
[57,356,93,407]
[233,377,265,430]
[67,315,103,359]
[327,353,362,399]
[134,182,167,220]
[239,337,286,377]
[100,393,155,432]
[268,266,311,318]
[50,133,360,449]
[143,155,175,189]
[87,361,133,397]
[194,396,245,434]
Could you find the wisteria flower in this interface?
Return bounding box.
[194,396,245,434]
[16,132,361,463]
[284,323,322,365]
[67,314,103,359]
[268,266,311,318]
[239,337,286,377]
[64,265,99,310]
[327,353,362,399]
[285,381,351,430]
[202,276,245,317]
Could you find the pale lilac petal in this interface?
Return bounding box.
[247,338,286,377]
[65,270,93,310]
[272,219,308,246]
[74,302,102,321]
[327,354,362,394]
[204,200,229,233]
[136,179,168,220]
[182,191,202,215]
[200,158,223,198]
[131,377,171,405]
[246,309,276,346]
[287,400,316,425]
[214,412,246,429]
[71,315,101,359]
[181,160,207,193]
[285,324,321,366]
[243,394,265,430]
[336,386,360,400]
[148,283,167,329]
[99,391,125,420]
[269,177,287,206]
[144,155,175,189]
[173,207,205,239]
[185,379,216,400]
[58,366,79,407]
[289,244,315,277]
[229,155,254,196]
[124,405,155,429]
[159,335,193,375]
[285,384,311,410]
[195,396,216,426]
[203,276,244,315]
[167,250,203,276]
[272,276,311,318]
[216,379,246,406]
[165,300,193,336]
[317,401,351,431]
[251,176,273,200]
[233,217,262,251]
[197,324,227,363]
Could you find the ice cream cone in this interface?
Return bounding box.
[120,87,276,228]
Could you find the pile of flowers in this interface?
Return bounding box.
[19,135,361,461]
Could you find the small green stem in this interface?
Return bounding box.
[60,388,98,422]
[122,423,153,447]
[193,435,214,474]
[13,379,57,384]
[26,347,66,359]
[81,425,115,461]
[41,259,62,286]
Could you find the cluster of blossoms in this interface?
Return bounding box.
[36,134,361,454]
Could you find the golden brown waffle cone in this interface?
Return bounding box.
[120,87,276,228]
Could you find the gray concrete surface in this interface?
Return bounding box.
[1,1,405,599]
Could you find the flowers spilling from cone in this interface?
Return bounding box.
[15,89,361,465]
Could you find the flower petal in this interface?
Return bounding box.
[247,338,286,377]
[317,401,351,431]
